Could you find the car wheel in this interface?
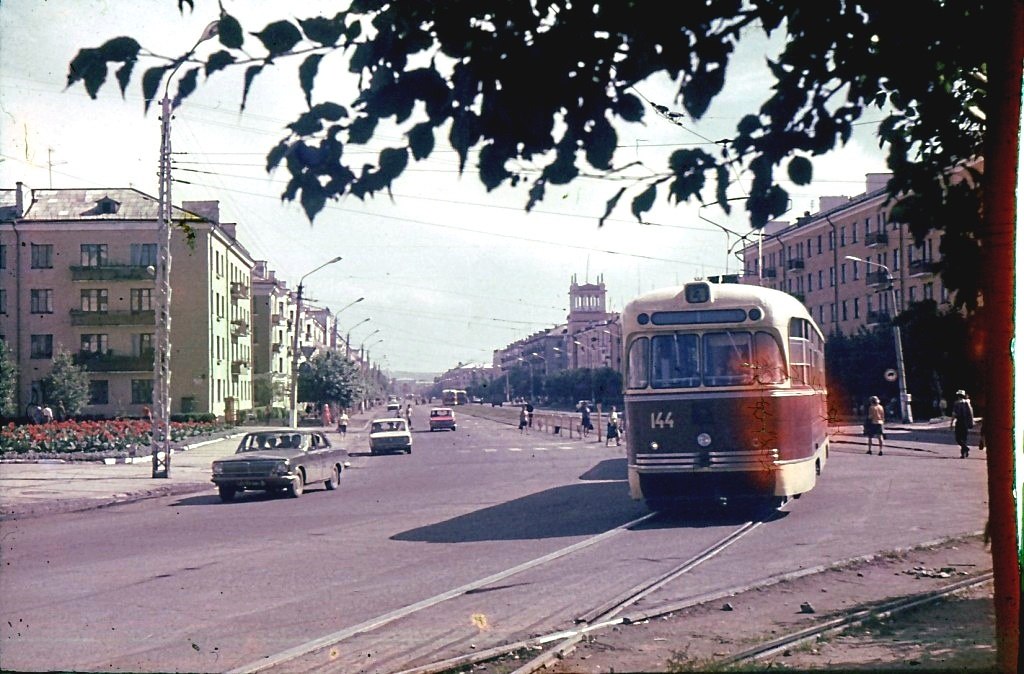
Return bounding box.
[218,485,237,502]
[452,426,457,431]
[325,465,341,491]
[287,470,304,498]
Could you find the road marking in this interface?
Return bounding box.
[483,448,498,453]
[226,511,658,674]
[508,448,523,452]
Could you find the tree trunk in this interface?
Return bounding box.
[980,1,1022,671]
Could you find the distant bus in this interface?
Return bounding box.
[442,389,469,406]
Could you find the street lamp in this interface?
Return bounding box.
[364,338,384,368]
[845,255,913,423]
[331,297,363,349]
[359,329,381,362]
[151,20,220,479]
[289,256,343,427]
[344,317,371,358]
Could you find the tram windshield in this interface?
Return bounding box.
[628,330,786,389]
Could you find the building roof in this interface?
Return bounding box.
[1,187,202,222]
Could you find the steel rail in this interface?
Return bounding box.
[720,571,995,666]
[225,511,658,674]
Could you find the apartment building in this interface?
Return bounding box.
[0,185,256,419]
[740,173,947,334]
[251,260,294,410]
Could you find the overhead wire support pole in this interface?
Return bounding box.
[150,20,220,479]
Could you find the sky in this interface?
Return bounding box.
[0,1,890,375]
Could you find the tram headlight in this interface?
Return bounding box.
[649,441,659,451]
[696,432,712,448]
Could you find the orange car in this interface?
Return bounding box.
[429,407,456,431]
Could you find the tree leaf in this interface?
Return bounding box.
[66,48,106,99]
[241,64,264,112]
[614,93,645,122]
[172,67,200,108]
[114,59,135,98]
[253,20,302,57]
[300,177,328,220]
[218,14,244,49]
[299,53,323,107]
[348,115,377,145]
[299,13,347,46]
[787,155,813,185]
[266,140,291,171]
[141,65,169,113]
[205,50,236,77]
[408,123,435,160]
[631,184,657,222]
[599,187,627,227]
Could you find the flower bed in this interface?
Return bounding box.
[0,419,233,459]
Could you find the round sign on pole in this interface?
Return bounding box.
[884,368,898,382]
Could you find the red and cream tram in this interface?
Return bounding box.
[622,281,829,510]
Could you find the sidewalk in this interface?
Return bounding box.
[0,412,374,522]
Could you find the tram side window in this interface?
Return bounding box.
[626,337,650,389]
[651,334,700,388]
[703,332,753,386]
[788,318,813,386]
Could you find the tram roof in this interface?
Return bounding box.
[623,281,813,324]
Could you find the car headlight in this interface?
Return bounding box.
[212,463,224,475]
[272,460,290,476]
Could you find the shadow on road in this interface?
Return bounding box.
[578,458,627,481]
[392,481,644,543]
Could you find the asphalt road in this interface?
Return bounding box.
[0,408,988,673]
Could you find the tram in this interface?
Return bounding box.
[621,281,829,510]
[441,389,468,406]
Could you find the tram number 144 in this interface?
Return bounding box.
[650,411,675,429]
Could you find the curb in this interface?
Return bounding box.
[0,480,214,522]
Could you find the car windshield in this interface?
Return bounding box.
[431,409,452,417]
[372,420,407,433]
[239,433,306,451]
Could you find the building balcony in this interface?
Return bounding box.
[231,319,250,338]
[230,282,250,300]
[70,264,155,281]
[70,309,156,326]
[271,342,284,352]
[865,231,889,247]
[866,310,891,325]
[231,360,251,375]
[761,267,778,279]
[271,313,285,325]
[74,349,154,372]
[908,259,937,277]
[786,258,805,271]
[865,270,891,287]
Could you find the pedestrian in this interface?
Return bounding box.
[951,389,975,458]
[405,404,413,430]
[519,406,528,433]
[526,401,534,428]
[337,409,349,436]
[606,406,621,446]
[581,404,592,437]
[864,395,885,455]
[56,400,66,422]
[41,403,54,424]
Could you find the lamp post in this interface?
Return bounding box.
[151,20,219,479]
[358,329,381,363]
[344,317,370,358]
[331,297,363,349]
[364,338,384,368]
[845,255,913,423]
[289,256,343,427]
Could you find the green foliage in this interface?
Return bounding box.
[66,1,999,309]
[41,350,91,416]
[298,351,362,408]
[0,341,17,416]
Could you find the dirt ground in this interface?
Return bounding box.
[478,534,998,673]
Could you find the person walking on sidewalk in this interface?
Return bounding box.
[519,406,528,433]
[337,410,349,436]
[951,389,975,458]
[864,395,885,455]
[581,404,593,437]
[605,406,621,446]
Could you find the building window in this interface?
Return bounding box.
[893,248,901,271]
[30,289,54,314]
[865,218,871,238]
[924,283,934,300]
[853,297,860,319]
[817,270,823,290]
[132,333,155,357]
[829,267,836,287]
[131,379,153,404]
[817,236,822,255]
[81,333,109,354]
[0,243,6,269]
[909,286,917,303]
[130,243,158,267]
[130,288,153,312]
[89,380,110,405]
[81,289,109,312]
[840,226,846,247]
[30,244,53,269]
[841,300,848,321]
[0,289,5,314]
[851,223,858,243]
[828,231,834,251]
[840,263,847,284]
[852,260,859,281]
[80,244,108,267]
[30,334,53,359]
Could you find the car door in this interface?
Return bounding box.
[306,433,327,482]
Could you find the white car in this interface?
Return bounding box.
[369,417,412,454]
